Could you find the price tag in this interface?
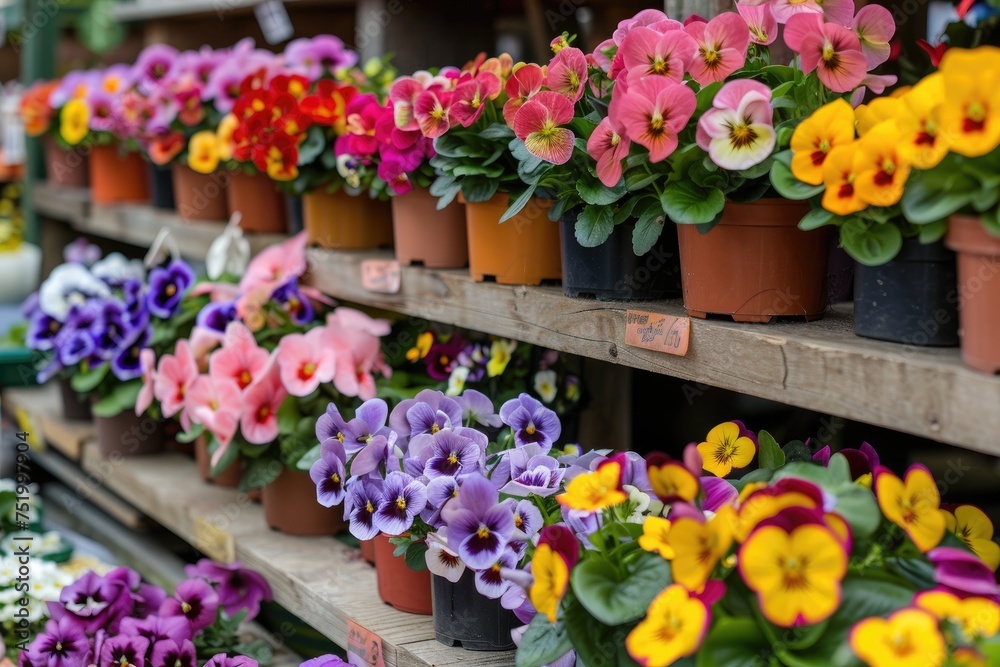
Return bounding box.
[360,259,402,294]
[254,0,294,44]
[624,309,691,357]
[193,516,235,564]
[347,619,385,667]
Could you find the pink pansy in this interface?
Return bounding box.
[587,116,632,187]
[785,13,867,93]
[514,91,575,165]
[590,38,617,72]
[326,307,392,337]
[389,76,426,131]
[189,326,223,372]
[503,64,545,127]
[240,368,287,446]
[414,87,454,139]
[696,80,776,170]
[860,73,897,94]
[186,376,241,455]
[738,3,778,45]
[238,232,307,296]
[773,0,855,25]
[620,26,698,84]
[275,328,337,397]
[154,340,199,427]
[816,0,856,26]
[684,14,751,85]
[613,9,671,45]
[617,76,697,163]
[136,349,157,417]
[852,5,895,68]
[328,329,382,400]
[546,47,589,102]
[450,72,501,127]
[209,322,272,393]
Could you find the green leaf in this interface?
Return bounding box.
[71,362,109,394]
[798,208,835,231]
[900,168,977,223]
[298,126,326,165]
[770,159,824,200]
[211,437,240,478]
[570,551,671,625]
[613,197,641,224]
[758,430,785,470]
[240,457,282,492]
[92,381,142,418]
[696,617,771,667]
[577,178,627,206]
[625,171,658,192]
[277,399,301,435]
[839,218,903,267]
[461,178,500,203]
[562,594,634,667]
[175,424,205,444]
[404,540,429,571]
[660,181,725,224]
[632,201,668,255]
[296,444,322,471]
[516,614,573,667]
[480,123,515,140]
[575,206,615,247]
[500,184,538,223]
[983,208,1000,238]
[917,219,948,244]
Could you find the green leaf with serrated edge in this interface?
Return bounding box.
[660,181,725,224]
[632,202,667,255]
[575,206,615,247]
[577,178,627,206]
[515,614,573,667]
[758,430,785,470]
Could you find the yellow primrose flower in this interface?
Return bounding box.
[855,97,904,136]
[530,544,570,623]
[666,506,736,592]
[556,461,627,512]
[533,370,558,403]
[739,523,848,627]
[697,422,756,478]
[188,131,221,174]
[59,99,90,146]
[790,99,856,185]
[821,143,867,216]
[216,113,240,162]
[938,47,1000,157]
[406,331,434,362]
[625,585,708,667]
[849,608,946,667]
[853,121,911,208]
[487,339,517,377]
[897,73,949,169]
[915,589,1000,639]
[875,465,946,553]
[944,505,1000,570]
[639,517,675,559]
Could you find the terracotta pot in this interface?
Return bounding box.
[194,437,242,488]
[945,215,1000,374]
[58,377,91,421]
[172,164,228,222]
[247,488,263,503]
[303,189,393,249]
[464,193,562,285]
[360,539,376,565]
[373,533,432,615]
[392,189,468,268]
[677,199,831,323]
[227,170,287,233]
[43,138,89,188]
[89,145,149,205]
[94,411,165,458]
[262,468,346,536]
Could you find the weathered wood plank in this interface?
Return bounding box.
[31,183,90,224]
[3,386,94,460]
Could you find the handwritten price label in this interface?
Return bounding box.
[360,260,401,294]
[347,620,385,667]
[624,310,691,357]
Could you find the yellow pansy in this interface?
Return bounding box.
[791,99,856,185]
[216,113,240,162]
[821,143,867,216]
[874,465,946,553]
[59,99,90,146]
[556,461,627,512]
[646,458,700,503]
[530,544,570,623]
[487,339,517,377]
[853,121,911,208]
[855,97,904,136]
[626,585,708,667]
[533,370,558,403]
[736,485,822,541]
[406,331,434,362]
[188,131,221,174]
[639,517,675,559]
[938,47,1000,157]
[849,608,946,667]
[897,73,949,169]
[944,505,1000,570]
[666,506,735,592]
[697,422,756,478]
[739,523,848,627]
[915,589,1000,639]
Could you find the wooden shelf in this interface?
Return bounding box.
[112,0,345,21]
[4,385,94,460]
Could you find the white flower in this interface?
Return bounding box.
[533,370,558,404]
[0,557,17,585]
[206,222,251,280]
[425,530,465,583]
[624,484,663,523]
[446,366,470,396]
[38,263,111,320]
[91,252,145,285]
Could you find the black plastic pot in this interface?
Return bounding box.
[432,571,516,651]
[853,239,959,346]
[147,163,176,210]
[58,377,92,421]
[560,216,682,300]
[285,195,304,234]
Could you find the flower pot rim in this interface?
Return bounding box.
[946,214,1000,256]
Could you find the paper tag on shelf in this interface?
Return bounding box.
[624,310,691,356]
[360,259,402,294]
[347,619,385,667]
[193,516,235,564]
[254,1,294,44]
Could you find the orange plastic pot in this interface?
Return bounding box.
[89,144,149,205]
[227,170,287,233]
[194,437,242,488]
[946,215,1000,374]
[392,189,468,268]
[262,468,347,536]
[374,533,432,614]
[677,199,831,323]
[464,193,562,285]
[172,164,228,222]
[43,138,89,188]
[303,189,393,249]
[360,539,376,565]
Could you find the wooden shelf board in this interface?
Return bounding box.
[305,247,1000,456]
[112,0,346,21]
[31,183,90,224]
[3,385,94,460]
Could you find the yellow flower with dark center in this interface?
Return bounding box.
[790,99,856,185]
[556,462,627,512]
[697,422,756,477]
[639,517,675,559]
[821,143,867,216]
[188,131,221,174]
[216,113,240,162]
[59,99,90,146]
[938,47,1000,157]
[665,506,736,592]
[915,589,1000,639]
[625,585,709,667]
[849,608,946,667]
[897,73,949,169]
[487,339,517,377]
[856,97,904,136]
[943,505,1000,570]
[647,459,700,503]
[853,121,911,208]
[735,486,820,542]
[874,465,946,553]
[530,544,570,623]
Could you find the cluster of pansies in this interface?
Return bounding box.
[17,559,272,667]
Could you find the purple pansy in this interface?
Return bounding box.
[283,35,357,80]
[419,431,482,478]
[203,655,259,667]
[927,547,1000,599]
[445,474,515,569]
[196,301,237,333]
[147,260,195,318]
[159,578,219,632]
[701,476,739,512]
[111,326,151,381]
[64,238,102,266]
[149,640,197,667]
[475,548,518,599]
[509,498,544,542]
[99,636,150,667]
[501,445,564,497]
[316,399,390,456]
[421,475,461,527]
[272,280,315,325]
[389,389,463,438]
[350,433,397,478]
[26,311,62,351]
[310,438,348,508]
[24,617,89,667]
[135,44,179,91]
[183,560,273,620]
[347,480,383,541]
[57,570,133,634]
[91,300,135,359]
[561,505,603,549]
[298,657,349,667]
[119,615,192,644]
[455,389,502,428]
[57,329,97,367]
[373,472,427,536]
[499,394,562,452]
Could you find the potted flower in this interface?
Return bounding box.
[19,79,91,188]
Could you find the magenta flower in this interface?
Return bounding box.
[697,79,776,170]
[546,47,589,102]
[450,72,501,127]
[149,640,197,667]
[616,77,696,163]
[57,570,132,634]
[619,26,697,84]
[785,13,867,93]
[374,472,428,536]
[159,578,219,632]
[414,87,454,139]
[203,656,258,667]
[135,44,179,91]
[24,617,89,667]
[99,636,150,667]
[445,475,516,569]
[118,615,193,644]
[738,2,778,45]
[771,0,855,24]
[852,5,895,68]
[587,116,632,187]
[684,13,751,85]
[927,547,1000,599]
[389,76,426,131]
[184,560,273,620]
[283,35,356,79]
[613,9,673,45]
[514,91,575,165]
[299,657,348,667]
[702,476,739,511]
